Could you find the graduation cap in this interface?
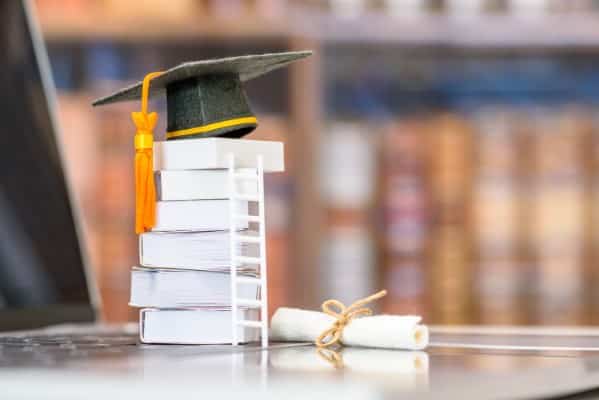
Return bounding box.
[93,50,312,139]
[92,50,312,234]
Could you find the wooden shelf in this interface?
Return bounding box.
[41,14,293,42]
[42,10,599,49]
[296,11,599,49]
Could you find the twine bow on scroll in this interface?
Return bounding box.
[315,290,387,348]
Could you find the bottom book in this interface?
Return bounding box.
[139,308,260,344]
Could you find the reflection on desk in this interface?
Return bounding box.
[270,347,429,391]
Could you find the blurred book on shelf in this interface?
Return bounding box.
[321,226,376,305]
[590,112,599,325]
[320,123,376,210]
[318,122,378,305]
[379,119,430,317]
[427,114,474,324]
[472,109,528,324]
[529,109,590,325]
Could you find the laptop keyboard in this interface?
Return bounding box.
[0,332,139,367]
[0,333,137,349]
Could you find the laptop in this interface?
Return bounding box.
[0,0,134,344]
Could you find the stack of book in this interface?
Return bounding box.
[129,137,284,344]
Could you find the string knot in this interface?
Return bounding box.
[132,111,158,134]
[315,290,387,348]
[132,112,158,150]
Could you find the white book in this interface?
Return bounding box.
[139,231,259,271]
[139,308,260,344]
[156,169,258,201]
[129,267,259,308]
[153,138,284,172]
[153,199,248,232]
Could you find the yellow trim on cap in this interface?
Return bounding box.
[166,116,258,139]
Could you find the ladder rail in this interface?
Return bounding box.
[228,154,269,348]
[228,153,239,346]
[257,155,269,348]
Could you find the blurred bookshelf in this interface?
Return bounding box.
[39,0,599,325]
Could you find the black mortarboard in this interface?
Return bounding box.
[92,51,312,234]
[93,50,312,140]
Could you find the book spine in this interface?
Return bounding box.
[589,112,599,324]
[427,114,474,324]
[473,109,527,324]
[139,308,260,344]
[264,173,292,318]
[153,139,284,172]
[129,270,259,307]
[380,120,430,317]
[320,122,377,303]
[153,200,249,232]
[530,109,588,325]
[157,170,257,201]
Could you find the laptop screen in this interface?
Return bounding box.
[0,1,94,329]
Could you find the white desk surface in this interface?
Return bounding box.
[2,325,599,399]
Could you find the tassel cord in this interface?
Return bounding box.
[131,71,163,234]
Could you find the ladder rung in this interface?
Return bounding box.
[233,173,258,181]
[235,298,262,307]
[236,320,263,328]
[235,235,260,243]
[233,214,260,223]
[235,276,261,285]
[234,256,262,264]
[232,193,260,202]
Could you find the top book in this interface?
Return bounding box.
[153,138,284,172]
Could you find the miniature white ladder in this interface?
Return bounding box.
[228,154,268,348]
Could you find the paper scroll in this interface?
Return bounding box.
[270,307,428,350]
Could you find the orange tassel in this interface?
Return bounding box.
[131,71,163,234]
[132,112,157,234]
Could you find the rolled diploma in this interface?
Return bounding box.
[270,308,429,350]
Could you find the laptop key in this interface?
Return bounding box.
[0,334,137,348]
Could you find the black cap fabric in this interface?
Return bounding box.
[92,51,312,139]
